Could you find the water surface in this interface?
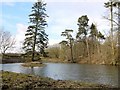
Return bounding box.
[1,63,119,87]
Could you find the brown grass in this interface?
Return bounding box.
[21,62,46,67]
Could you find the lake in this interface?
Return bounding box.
[0,63,119,87]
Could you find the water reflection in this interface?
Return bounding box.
[1,63,119,87]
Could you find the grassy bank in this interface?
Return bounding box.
[1,71,114,89]
[42,57,66,63]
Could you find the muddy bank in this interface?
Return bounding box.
[1,71,116,89]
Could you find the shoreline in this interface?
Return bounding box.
[1,60,120,66]
[1,71,116,89]
[1,57,119,66]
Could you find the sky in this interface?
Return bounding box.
[1,0,111,53]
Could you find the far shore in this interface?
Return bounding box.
[1,57,120,66]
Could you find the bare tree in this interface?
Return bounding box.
[104,0,120,63]
[104,0,120,26]
[0,29,15,55]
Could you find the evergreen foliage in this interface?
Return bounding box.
[23,0,48,61]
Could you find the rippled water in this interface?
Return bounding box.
[1,63,119,87]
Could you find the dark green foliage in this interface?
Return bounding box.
[76,15,90,60]
[98,31,106,40]
[90,23,98,38]
[104,1,117,8]
[61,29,74,63]
[90,24,105,40]
[76,15,89,39]
[23,0,48,61]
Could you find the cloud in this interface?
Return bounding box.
[45,1,108,45]
[15,23,27,41]
[2,2,15,6]
[12,23,27,53]
[48,39,62,45]
[46,11,78,45]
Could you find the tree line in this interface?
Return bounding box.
[47,0,120,65]
[0,0,119,65]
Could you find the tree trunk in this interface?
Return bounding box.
[70,39,74,63]
[118,3,120,65]
[97,38,100,54]
[32,6,39,62]
[1,53,4,61]
[110,2,115,63]
[85,37,90,61]
[32,24,38,61]
[32,30,36,61]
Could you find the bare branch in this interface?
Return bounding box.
[0,29,16,54]
[103,16,120,26]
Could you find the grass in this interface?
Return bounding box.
[21,62,46,67]
[1,71,114,89]
[42,57,66,63]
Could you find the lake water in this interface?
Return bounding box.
[0,63,119,87]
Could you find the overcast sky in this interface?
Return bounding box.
[1,0,111,53]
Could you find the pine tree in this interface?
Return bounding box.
[61,29,74,63]
[89,23,98,54]
[76,15,90,60]
[90,23,98,39]
[23,0,48,61]
[90,23,105,54]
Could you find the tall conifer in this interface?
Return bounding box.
[23,0,48,61]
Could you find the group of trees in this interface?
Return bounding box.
[47,0,120,65]
[48,14,119,65]
[53,15,106,64]
[104,0,120,64]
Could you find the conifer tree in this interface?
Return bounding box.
[23,0,48,61]
[90,23,105,54]
[61,29,74,63]
[76,15,90,59]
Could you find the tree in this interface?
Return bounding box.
[0,29,15,55]
[104,0,120,26]
[23,0,48,62]
[76,15,90,60]
[104,0,120,63]
[89,23,98,54]
[59,40,68,60]
[61,29,74,63]
[90,23,105,54]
